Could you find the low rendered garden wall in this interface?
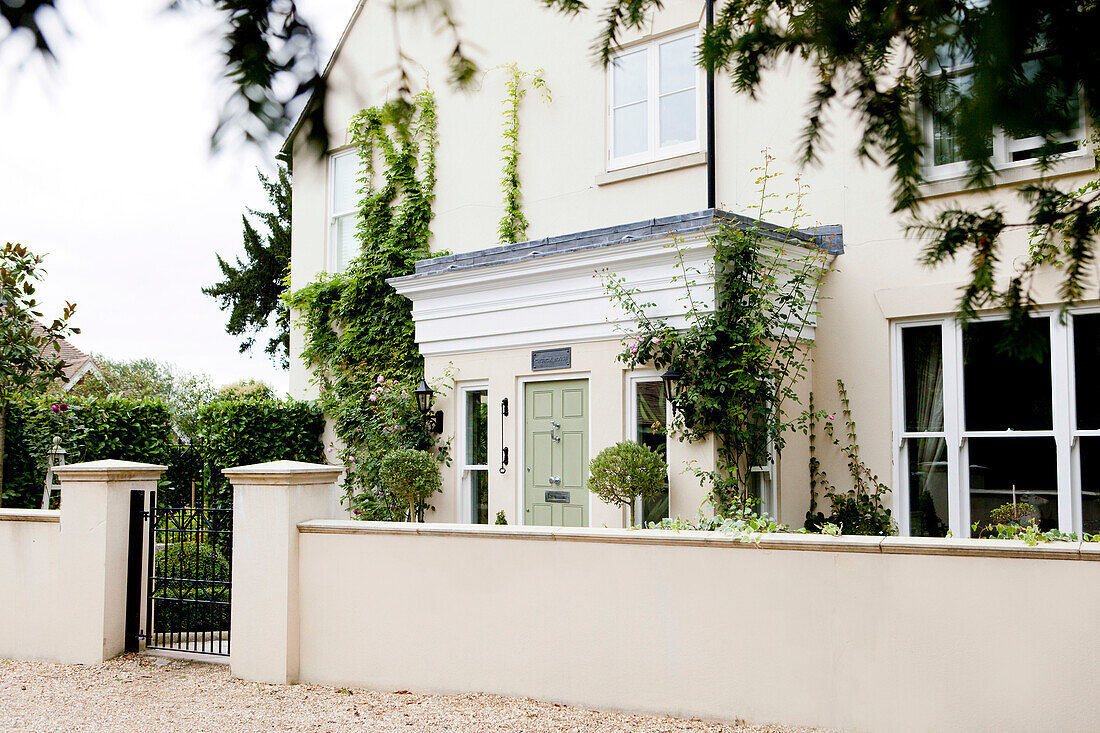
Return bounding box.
[289,523,1099,733]
[0,510,62,661]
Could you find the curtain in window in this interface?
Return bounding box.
[903,326,949,536]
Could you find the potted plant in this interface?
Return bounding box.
[988,501,1040,528]
[378,448,442,522]
[588,441,669,527]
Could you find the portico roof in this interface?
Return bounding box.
[401,208,842,280]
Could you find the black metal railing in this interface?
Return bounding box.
[146,505,233,656]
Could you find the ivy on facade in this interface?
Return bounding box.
[286,91,448,518]
[498,65,549,245]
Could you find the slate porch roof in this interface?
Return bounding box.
[403,209,843,279]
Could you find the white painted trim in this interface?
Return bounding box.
[516,373,592,528]
[625,370,669,526]
[390,233,823,358]
[456,381,489,524]
[61,359,101,393]
[327,148,359,273]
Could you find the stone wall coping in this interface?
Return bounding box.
[296,520,1098,561]
[54,459,167,481]
[0,509,61,523]
[223,460,344,486]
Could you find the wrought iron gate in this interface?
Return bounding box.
[145,504,233,656]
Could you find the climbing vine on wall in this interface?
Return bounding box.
[498,65,550,245]
[286,91,448,518]
[604,155,829,516]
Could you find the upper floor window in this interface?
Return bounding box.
[923,50,1085,178]
[608,30,700,170]
[328,149,360,272]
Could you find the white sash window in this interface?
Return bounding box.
[328,149,360,272]
[608,30,701,170]
[893,309,1100,536]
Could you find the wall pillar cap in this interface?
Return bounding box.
[223,460,344,486]
[54,459,167,482]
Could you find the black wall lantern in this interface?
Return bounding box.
[661,366,683,414]
[414,379,444,434]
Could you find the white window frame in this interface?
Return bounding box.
[626,372,671,526]
[457,381,490,524]
[892,306,1100,536]
[327,148,359,273]
[750,434,779,518]
[606,29,703,171]
[921,59,1086,181]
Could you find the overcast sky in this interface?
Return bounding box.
[0,0,359,392]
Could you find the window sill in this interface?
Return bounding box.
[596,151,706,186]
[918,153,1097,200]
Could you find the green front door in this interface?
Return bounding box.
[525,380,589,527]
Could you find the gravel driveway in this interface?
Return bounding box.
[0,654,826,733]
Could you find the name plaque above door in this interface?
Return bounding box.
[531,347,571,371]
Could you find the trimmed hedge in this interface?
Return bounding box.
[2,396,173,508]
[2,395,324,509]
[196,397,325,507]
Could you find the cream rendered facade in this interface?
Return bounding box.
[288,0,1098,531]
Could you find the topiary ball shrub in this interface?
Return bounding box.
[588,441,668,527]
[378,448,442,522]
[153,541,231,634]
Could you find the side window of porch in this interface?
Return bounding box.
[462,387,490,524]
[632,379,669,526]
[328,149,360,273]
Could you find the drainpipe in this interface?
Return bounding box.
[705,0,716,210]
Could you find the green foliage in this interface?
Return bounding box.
[69,356,217,441]
[805,380,896,536]
[204,164,291,368]
[153,541,231,633]
[988,502,1040,527]
[495,509,508,525]
[287,91,437,389]
[216,379,275,401]
[378,448,442,521]
[340,375,445,521]
[604,157,826,513]
[973,521,1086,546]
[588,441,668,526]
[287,92,450,519]
[196,395,324,507]
[498,65,550,245]
[2,396,174,508]
[648,510,793,543]
[0,242,78,402]
[0,241,78,506]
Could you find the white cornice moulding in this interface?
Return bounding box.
[390,233,824,357]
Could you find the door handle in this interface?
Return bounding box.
[550,421,561,443]
[548,476,561,485]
